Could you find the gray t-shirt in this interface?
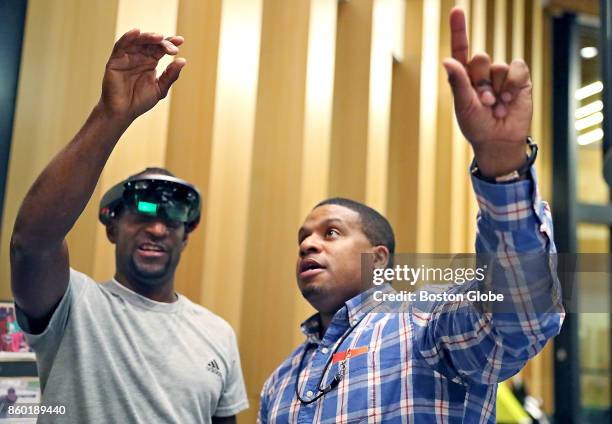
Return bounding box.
[16,269,249,423]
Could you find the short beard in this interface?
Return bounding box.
[128,257,171,287]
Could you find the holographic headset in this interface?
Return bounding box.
[99,174,201,233]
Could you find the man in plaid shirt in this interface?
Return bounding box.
[258,6,564,423]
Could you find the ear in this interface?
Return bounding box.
[106,221,117,244]
[181,230,190,250]
[371,245,390,269]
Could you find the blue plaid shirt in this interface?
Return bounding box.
[258,170,564,423]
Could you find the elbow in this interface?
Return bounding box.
[10,215,34,254]
[10,229,60,257]
[9,231,41,259]
[11,208,45,253]
[10,232,27,258]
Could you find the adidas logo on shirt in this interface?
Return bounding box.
[206,359,222,377]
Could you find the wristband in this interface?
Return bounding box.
[470,137,538,183]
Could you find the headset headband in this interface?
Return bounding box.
[98,173,201,232]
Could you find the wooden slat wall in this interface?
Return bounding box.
[0,0,560,420]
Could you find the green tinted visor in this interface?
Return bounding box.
[132,197,191,223]
[123,179,200,226]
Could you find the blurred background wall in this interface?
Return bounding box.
[1,0,599,421]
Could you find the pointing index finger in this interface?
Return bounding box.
[450,6,469,66]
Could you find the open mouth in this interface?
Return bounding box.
[299,258,325,279]
[136,242,166,258]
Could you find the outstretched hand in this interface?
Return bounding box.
[443,7,531,178]
[99,29,186,123]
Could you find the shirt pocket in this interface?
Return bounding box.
[365,346,406,416]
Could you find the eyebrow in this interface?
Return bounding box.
[297,218,346,241]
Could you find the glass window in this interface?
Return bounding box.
[576,24,608,205]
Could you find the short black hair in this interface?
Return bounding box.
[314,197,395,257]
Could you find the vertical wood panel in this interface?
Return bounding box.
[512,0,523,58]
[533,1,549,199]
[166,0,222,306]
[300,0,338,215]
[365,0,403,212]
[471,0,487,62]
[540,6,552,202]
[505,0,514,61]
[524,0,534,68]
[329,0,373,201]
[433,0,456,253]
[295,0,339,345]
[416,0,441,253]
[199,0,263,333]
[387,0,423,253]
[494,0,507,62]
[485,0,495,53]
[239,1,311,420]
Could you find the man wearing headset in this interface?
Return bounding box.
[258,7,564,423]
[10,30,247,423]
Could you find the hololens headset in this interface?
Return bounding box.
[99,174,201,233]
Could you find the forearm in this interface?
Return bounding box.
[474,172,550,253]
[12,103,131,250]
[413,169,563,384]
[471,170,562,374]
[473,168,562,311]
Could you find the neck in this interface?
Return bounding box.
[318,313,334,338]
[114,272,177,303]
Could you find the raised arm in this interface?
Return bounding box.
[411,7,563,385]
[10,29,185,327]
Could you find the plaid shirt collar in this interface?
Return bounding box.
[300,283,396,344]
